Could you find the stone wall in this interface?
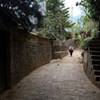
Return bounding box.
[65,39,76,49]
[52,40,67,59]
[52,39,76,59]
[0,29,76,93]
[83,50,88,72]
[9,29,52,87]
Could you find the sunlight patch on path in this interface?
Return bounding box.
[62,49,83,63]
[51,49,83,64]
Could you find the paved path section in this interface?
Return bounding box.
[1,49,100,100]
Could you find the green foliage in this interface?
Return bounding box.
[38,0,74,40]
[73,0,100,49]
[81,0,100,22]
[80,37,93,49]
[80,15,98,34]
[71,15,98,49]
[74,31,93,49]
[81,0,100,33]
[0,0,45,32]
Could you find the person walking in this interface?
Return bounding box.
[68,46,74,57]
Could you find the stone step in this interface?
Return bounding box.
[95,76,100,81]
[93,64,100,70]
[94,70,100,75]
[91,55,100,59]
[90,51,100,55]
[92,60,100,64]
[89,47,100,51]
[90,38,100,42]
[89,40,100,43]
[89,43,100,46]
[88,43,100,47]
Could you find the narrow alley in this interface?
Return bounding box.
[1,49,100,100]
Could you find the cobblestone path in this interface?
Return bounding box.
[1,49,100,100]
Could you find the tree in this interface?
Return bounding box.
[0,0,46,31]
[80,0,100,31]
[39,0,74,40]
[80,15,98,34]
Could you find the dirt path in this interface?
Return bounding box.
[1,49,100,100]
[51,49,82,64]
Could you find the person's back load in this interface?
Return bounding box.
[68,46,74,56]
